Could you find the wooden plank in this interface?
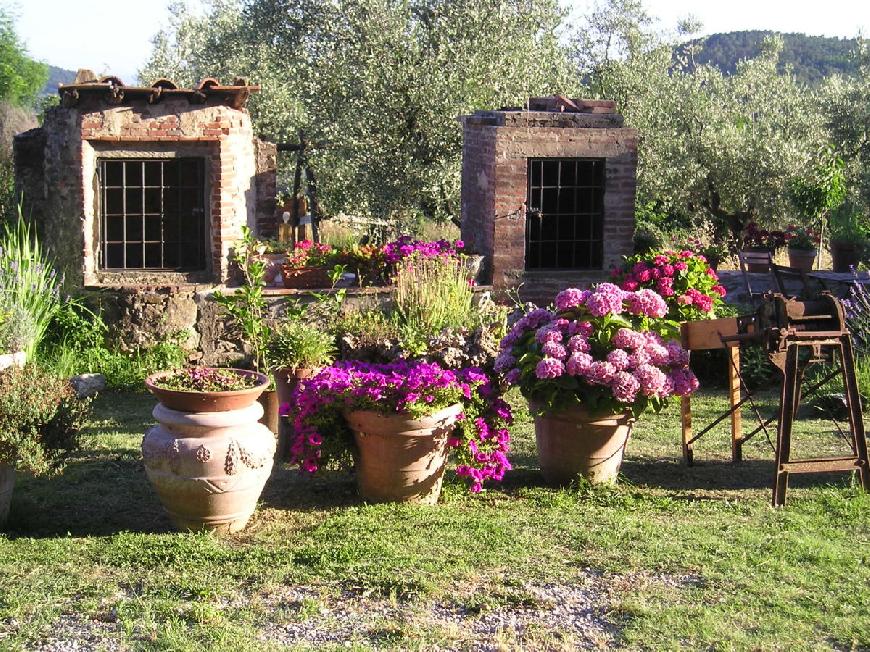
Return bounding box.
[729,346,743,462]
[681,395,693,465]
[781,457,864,474]
[682,317,740,351]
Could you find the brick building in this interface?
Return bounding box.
[459,96,638,302]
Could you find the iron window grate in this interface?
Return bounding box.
[525,158,605,270]
[98,158,206,271]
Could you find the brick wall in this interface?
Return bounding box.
[459,105,638,304]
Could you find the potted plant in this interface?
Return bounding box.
[282,240,337,289]
[829,201,868,272]
[0,365,91,529]
[267,320,335,459]
[496,284,698,485]
[288,360,512,502]
[740,222,787,271]
[142,367,274,533]
[785,224,820,271]
[611,249,727,323]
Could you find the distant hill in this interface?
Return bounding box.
[678,31,860,84]
[41,65,76,96]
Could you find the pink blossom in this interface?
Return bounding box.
[669,368,700,396]
[535,358,564,379]
[666,340,690,367]
[676,294,693,306]
[653,255,669,266]
[661,264,675,277]
[634,364,668,397]
[541,341,568,360]
[636,269,652,282]
[585,361,616,385]
[626,289,668,318]
[628,349,652,368]
[555,288,589,311]
[607,349,631,371]
[567,334,591,353]
[646,343,671,367]
[712,285,727,297]
[612,327,645,349]
[568,321,593,337]
[621,280,639,291]
[610,371,640,403]
[585,283,626,317]
[674,262,688,271]
[566,352,594,376]
[536,325,563,344]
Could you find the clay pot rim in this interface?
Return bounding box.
[529,401,635,426]
[145,368,270,399]
[345,402,464,434]
[272,365,322,380]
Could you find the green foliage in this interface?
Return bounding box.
[0,209,61,356]
[829,198,870,242]
[739,344,776,390]
[392,255,474,339]
[790,146,847,222]
[213,227,271,373]
[0,10,47,106]
[142,0,577,224]
[0,364,91,475]
[0,302,34,352]
[267,320,335,371]
[632,220,665,254]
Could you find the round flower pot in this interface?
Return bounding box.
[0,464,14,529]
[345,403,463,504]
[282,267,332,289]
[787,248,817,272]
[144,369,269,412]
[831,240,863,273]
[532,405,633,485]
[0,351,26,372]
[274,367,318,461]
[142,400,275,533]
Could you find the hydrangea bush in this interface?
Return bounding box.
[611,250,726,322]
[286,360,512,493]
[496,284,698,416]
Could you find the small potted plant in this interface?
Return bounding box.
[289,360,512,502]
[0,365,91,529]
[740,222,787,271]
[496,284,698,485]
[143,366,273,533]
[785,224,820,271]
[829,201,868,272]
[282,240,337,289]
[267,320,335,458]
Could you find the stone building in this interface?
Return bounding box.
[14,72,278,363]
[459,96,638,302]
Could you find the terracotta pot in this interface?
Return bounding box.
[273,367,319,461]
[0,464,14,529]
[142,401,275,533]
[258,388,280,435]
[831,240,863,273]
[345,403,463,504]
[144,368,269,412]
[788,248,817,272]
[532,405,633,485]
[282,266,332,289]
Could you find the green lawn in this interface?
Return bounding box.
[1,389,868,651]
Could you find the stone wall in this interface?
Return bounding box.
[459,102,638,304]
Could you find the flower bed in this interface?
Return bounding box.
[287,359,512,493]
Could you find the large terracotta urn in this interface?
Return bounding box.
[0,464,14,529]
[532,405,633,485]
[143,370,274,533]
[345,403,462,504]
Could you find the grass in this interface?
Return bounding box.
[1,389,868,650]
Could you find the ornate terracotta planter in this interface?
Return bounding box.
[273,367,318,461]
[345,403,463,504]
[282,266,332,289]
[532,405,633,485]
[142,401,275,533]
[144,369,268,412]
[0,464,14,529]
[787,248,817,272]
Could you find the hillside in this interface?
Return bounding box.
[41,65,76,96]
[679,31,859,84]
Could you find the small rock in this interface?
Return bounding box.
[70,373,107,398]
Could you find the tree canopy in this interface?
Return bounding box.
[0,9,47,107]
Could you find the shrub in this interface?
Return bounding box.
[0,365,91,475]
[0,303,34,353]
[393,254,474,338]
[267,320,335,371]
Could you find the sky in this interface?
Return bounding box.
[4,0,870,84]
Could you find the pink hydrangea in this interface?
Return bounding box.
[541,341,568,360]
[567,335,591,353]
[646,343,671,367]
[666,340,690,367]
[634,364,668,397]
[566,352,594,376]
[536,325,563,344]
[621,280,640,291]
[656,277,675,297]
[568,320,594,337]
[555,288,589,311]
[610,371,640,403]
[606,349,631,371]
[612,327,644,349]
[626,289,668,318]
[712,285,727,297]
[494,352,516,373]
[669,368,700,396]
[628,349,652,368]
[584,283,626,317]
[584,361,616,385]
[535,358,564,379]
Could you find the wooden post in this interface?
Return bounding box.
[729,345,743,462]
[681,395,693,465]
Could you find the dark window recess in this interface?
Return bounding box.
[99,158,206,271]
[525,158,605,270]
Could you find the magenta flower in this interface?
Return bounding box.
[611,371,640,403]
[566,352,594,376]
[555,288,589,310]
[535,357,565,379]
[541,341,568,360]
[606,349,631,371]
[567,334,591,353]
[585,283,626,317]
[585,361,616,385]
[626,289,668,318]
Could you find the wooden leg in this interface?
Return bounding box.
[839,337,870,492]
[729,345,743,463]
[681,395,693,465]
[773,345,799,507]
